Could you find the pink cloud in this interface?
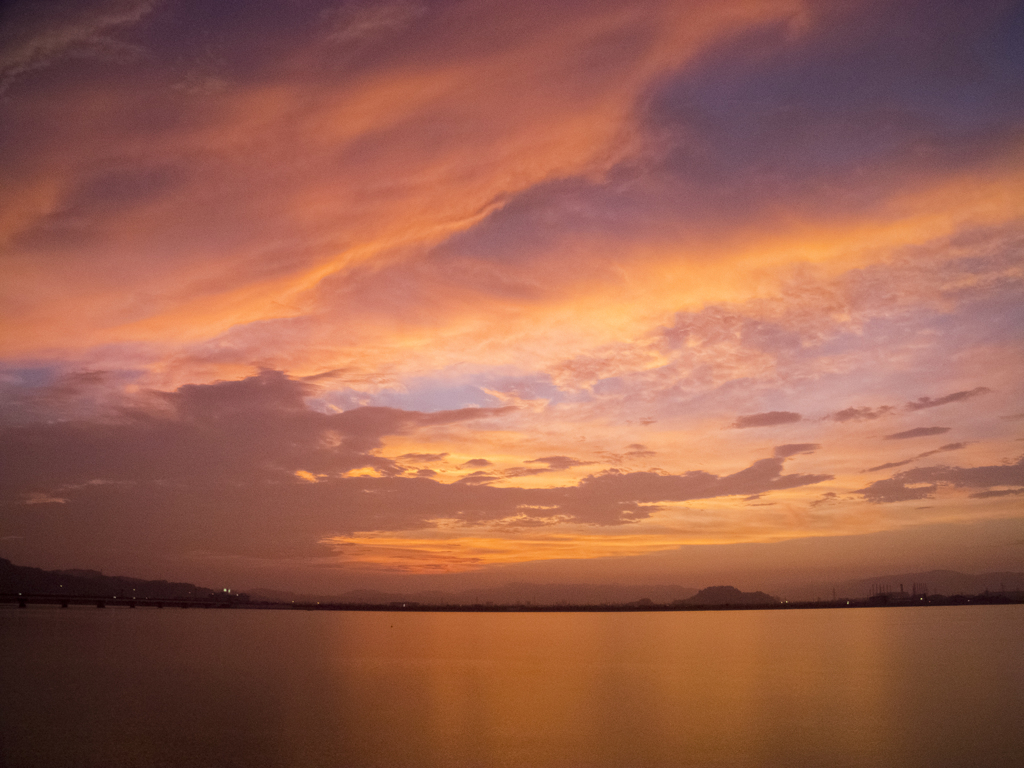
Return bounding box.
[829,406,894,422]
[857,457,1024,503]
[905,387,991,411]
[731,411,802,429]
[884,427,951,440]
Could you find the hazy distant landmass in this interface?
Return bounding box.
[0,558,224,601]
[249,582,702,606]
[1,559,700,605]
[5,558,1023,608]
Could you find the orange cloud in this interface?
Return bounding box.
[2,0,809,358]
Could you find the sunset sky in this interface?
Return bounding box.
[1,0,1022,594]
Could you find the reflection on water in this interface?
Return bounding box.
[2,606,1021,767]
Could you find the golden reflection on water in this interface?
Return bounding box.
[305,608,1023,768]
[1,606,1022,767]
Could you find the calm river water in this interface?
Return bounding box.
[1,605,1021,767]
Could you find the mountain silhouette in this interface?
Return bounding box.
[0,558,229,601]
[680,585,779,606]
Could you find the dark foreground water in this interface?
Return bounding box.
[1,605,1021,768]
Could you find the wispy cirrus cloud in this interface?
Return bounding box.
[0,0,154,94]
[774,444,820,458]
[970,488,1024,500]
[526,456,595,471]
[905,387,992,411]
[324,0,427,44]
[730,412,802,429]
[397,452,449,463]
[864,442,969,473]
[829,406,894,423]
[884,427,952,441]
[459,458,494,469]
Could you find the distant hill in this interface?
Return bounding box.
[0,558,229,601]
[680,586,779,606]
[249,582,700,606]
[782,570,1024,602]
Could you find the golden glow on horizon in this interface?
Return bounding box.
[319,494,1022,572]
[322,531,747,573]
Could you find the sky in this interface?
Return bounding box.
[1,0,1022,595]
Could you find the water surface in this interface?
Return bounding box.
[2,605,1021,767]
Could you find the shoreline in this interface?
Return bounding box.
[4,592,1022,612]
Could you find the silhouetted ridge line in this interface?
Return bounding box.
[0,558,244,602]
[679,585,780,606]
